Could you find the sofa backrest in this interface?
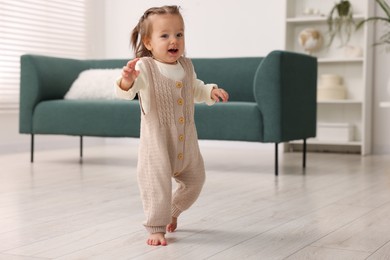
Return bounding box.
[191,57,263,102]
[89,57,264,102]
[87,59,128,69]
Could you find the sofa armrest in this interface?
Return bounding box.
[253,50,317,142]
[19,55,89,133]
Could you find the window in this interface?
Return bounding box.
[0,0,88,112]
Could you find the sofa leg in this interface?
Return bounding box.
[303,138,307,168]
[275,143,279,176]
[31,134,34,163]
[80,136,83,162]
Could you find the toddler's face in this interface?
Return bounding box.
[144,14,185,64]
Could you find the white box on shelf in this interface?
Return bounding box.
[317,123,354,142]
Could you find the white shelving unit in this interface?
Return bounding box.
[284,0,375,155]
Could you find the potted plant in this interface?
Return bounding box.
[356,0,390,49]
[327,0,355,47]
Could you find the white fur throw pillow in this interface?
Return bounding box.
[64,69,122,100]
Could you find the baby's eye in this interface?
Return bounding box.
[160,34,169,39]
[176,32,184,38]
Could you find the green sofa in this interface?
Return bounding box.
[19,50,317,175]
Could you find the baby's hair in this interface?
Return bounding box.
[131,5,183,58]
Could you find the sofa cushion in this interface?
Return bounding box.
[33,100,263,142]
[195,102,262,142]
[33,100,141,137]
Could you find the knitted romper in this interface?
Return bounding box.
[137,57,206,234]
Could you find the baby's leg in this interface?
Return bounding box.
[166,217,177,232]
[171,165,206,230]
[137,163,172,245]
[147,232,167,246]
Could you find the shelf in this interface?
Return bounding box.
[379,102,390,108]
[289,139,361,146]
[286,14,365,23]
[318,57,364,63]
[286,15,327,23]
[317,100,362,104]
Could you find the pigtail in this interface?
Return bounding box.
[130,16,153,58]
[131,24,141,58]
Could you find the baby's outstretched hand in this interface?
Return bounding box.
[211,88,229,102]
[120,58,140,90]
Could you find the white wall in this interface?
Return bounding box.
[86,0,106,58]
[103,0,285,58]
[2,1,390,155]
[0,113,30,154]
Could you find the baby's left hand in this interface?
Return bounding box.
[211,88,229,102]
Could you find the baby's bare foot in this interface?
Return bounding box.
[166,217,178,233]
[147,232,167,246]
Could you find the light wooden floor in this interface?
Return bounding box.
[1,139,390,260]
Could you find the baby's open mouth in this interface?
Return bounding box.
[168,48,178,54]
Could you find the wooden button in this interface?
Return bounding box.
[177,98,184,105]
[179,134,184,141]
[176,82,183,88]
[179,117,185,124]
[177,153,183,160]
